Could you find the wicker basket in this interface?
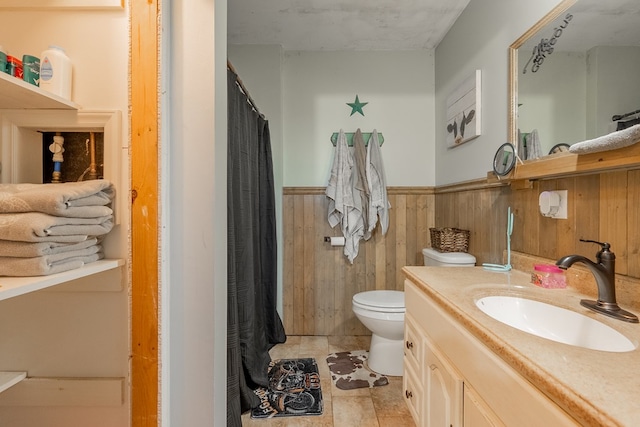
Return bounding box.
[429,227,470,253]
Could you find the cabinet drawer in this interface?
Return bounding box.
[404,315,423,368]
[403,361,423,426]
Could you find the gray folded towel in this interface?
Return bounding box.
[0,237,99,258]
[0,212,113,243]
[569,124,640,154]
[0,180,114,218]
[526,129,543,160]
[0,246,103,276]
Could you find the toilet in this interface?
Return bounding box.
[352,290,405,376]
[352,248,476,376]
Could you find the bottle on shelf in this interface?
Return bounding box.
[0,45,7,74]
[39,45,72,100]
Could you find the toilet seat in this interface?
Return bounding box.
[352,290,405,313]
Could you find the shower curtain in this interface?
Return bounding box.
[227,68,286,426]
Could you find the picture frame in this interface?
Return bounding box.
[446,69,481,148]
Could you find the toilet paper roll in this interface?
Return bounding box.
[330,236,346,247]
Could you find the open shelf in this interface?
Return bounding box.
[0,372,27,394]
[0,71,79,110]
[513,140,640,181]
[0,259,124,302]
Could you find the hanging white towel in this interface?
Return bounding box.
[326,129,351,230]
[366,130,390,235]
[326,129,365,263]
[353,129,371,242]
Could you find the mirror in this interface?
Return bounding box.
[509,0,640,160]
[493,143,516,177]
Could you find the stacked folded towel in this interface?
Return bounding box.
[0,180,115,276]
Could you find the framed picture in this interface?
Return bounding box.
[0,0,122,9]
[446,69,481,148]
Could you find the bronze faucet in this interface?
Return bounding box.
[556,239,638,323]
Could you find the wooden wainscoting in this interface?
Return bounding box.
[434,170,640,279]
[434,179,511,265]
[508,170,640,278]
[283,170,640,338]
[282,187,434,336]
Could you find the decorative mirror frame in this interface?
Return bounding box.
[508,0,576,152]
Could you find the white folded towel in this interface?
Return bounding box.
[0,212,113,242]
[0,180,114,218]
[569,124,640,155]
[0,237,99,258]
[0,246,103,276]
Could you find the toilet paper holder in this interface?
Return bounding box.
[324,236,346,246]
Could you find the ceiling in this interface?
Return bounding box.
[227,0,472,51]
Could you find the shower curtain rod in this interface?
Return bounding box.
[227,60,264,118]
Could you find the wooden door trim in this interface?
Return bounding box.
[131,1,159,426]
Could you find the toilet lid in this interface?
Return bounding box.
[353,290,405,311]
[422,247,476,264]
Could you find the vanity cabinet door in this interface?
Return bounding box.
[463,383,505,427]
[424,339,462,427]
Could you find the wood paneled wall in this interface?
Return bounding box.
[507,170,640,278]
[282,187,434,336]
[435,170,640,278]
[434,182,510,265]
[282,169,640,337]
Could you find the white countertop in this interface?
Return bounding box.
[402,266,640,427]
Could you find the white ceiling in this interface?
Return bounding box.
[227,0,472,51]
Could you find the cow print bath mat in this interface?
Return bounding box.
[326,350,389,390]
[251,358,323,419]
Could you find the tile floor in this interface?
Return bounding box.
[241,335,416,427]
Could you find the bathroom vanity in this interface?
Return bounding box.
[402,266,640,427]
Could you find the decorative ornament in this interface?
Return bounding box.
[347,95,368,117]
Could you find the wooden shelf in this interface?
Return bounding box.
[513,139,640,181]
[0,372,26,394]
[0,259,124,302]
[0,71,79,110]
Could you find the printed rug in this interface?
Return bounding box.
[251,358,323,419]
[326,350,389,390]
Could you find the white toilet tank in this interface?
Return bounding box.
[422,247,476,267]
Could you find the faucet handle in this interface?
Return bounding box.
[580,239,610,251]
[580,239,614,261]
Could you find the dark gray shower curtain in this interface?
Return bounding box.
[227,69,286,426]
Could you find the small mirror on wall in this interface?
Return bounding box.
[493,143,516,177]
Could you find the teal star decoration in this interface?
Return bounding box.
[347,95,368,116]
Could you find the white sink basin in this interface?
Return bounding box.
[475,296,636,352]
